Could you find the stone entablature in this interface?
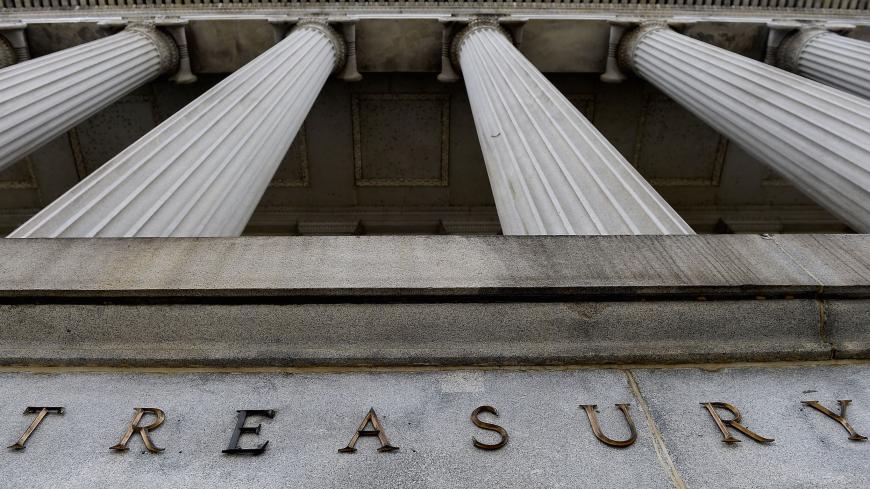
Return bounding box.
[2,0,870,12]
[0,235,866,366]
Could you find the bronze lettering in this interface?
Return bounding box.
[7,406,64,450]
[803,400,867,441]
[702,402,774,444]
[580,404,637,448]
[338,408,398,453]
[222,409,276,455]
[110,408,166,453]
[470,405,508,450]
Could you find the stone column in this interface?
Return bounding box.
[0,25,178,172]
[10,22,344,238]
[452,20,692,235]
[620,24,870,233]
[777,28,870,100]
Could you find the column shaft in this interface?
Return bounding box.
[622,26,870,232]
[778,29,870,100]
[0,26,177,172]
[455,22,692,235]
[10,22,342,238]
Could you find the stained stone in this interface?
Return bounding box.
[632,364,870,488]
[0,369,673,488]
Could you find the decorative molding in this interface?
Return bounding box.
[632,92,726,187]
[155,19,198,84]
[352,93,450,187]
[437,20,461,83]
[3,0,869,10]
[0,35,13,69]
[337,20,362,82]
[0,21,29,62]
[763,21,800,65]
[450,17,508,72]
[297,19,346,74]
[126,24,179,75]
[600,19,639,83]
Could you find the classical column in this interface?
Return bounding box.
[452,20,692,235]
[777,28,870,100]
[10,21,344,238]
[620,24,870,232]
[0,25,178,172]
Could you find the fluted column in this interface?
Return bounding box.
[0,26,178,172]
[452,20,692,235]
[777,28,870,100]
[10,22,344,238]
[620,25,870,232]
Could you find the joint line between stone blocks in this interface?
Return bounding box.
[624,369,687,489]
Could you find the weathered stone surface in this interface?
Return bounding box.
[0,369,674,488]
[1,364,868,487]
[771,234,870,293]
[0,235,864,366]
[633,364,870,488]
[0,235,826,297]
[0,299,826,366]
[826,300,870,359]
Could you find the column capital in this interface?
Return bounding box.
[126,24,179,75]
[450,17,511,69]
[776,28,830,73]
[296,19,346,73]
[617,23,669,75]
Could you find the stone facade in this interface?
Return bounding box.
[0,2,868,486]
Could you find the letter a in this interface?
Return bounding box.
[338,408,398,453]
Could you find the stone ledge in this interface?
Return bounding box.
[0,235,866,366]
[0,299,831,367]
[0,235,867,299]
